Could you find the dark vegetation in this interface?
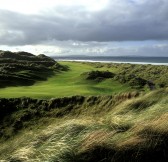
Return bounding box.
[0,50,68,88]
[114,74,150,89]
[111,63,168,89]
[83,69,154,90]
[82,70,115,82]
[83,62,168,89]
[0,92,139,139]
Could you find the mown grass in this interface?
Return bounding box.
[0,62,132,99]
[0,89,168,161]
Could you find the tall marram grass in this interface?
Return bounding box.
[1,89,168,161]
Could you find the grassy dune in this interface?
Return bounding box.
[0,62,132,99]
[0,53,168,161]
[0,89,168,161]
[0,51,66,88]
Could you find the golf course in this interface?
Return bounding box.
[0,61,133,99]
[0,51,168,162]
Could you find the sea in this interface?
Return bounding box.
[53,56,168,66]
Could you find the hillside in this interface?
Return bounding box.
[0,50,67,88]
[0,51,168,161]
[84,62,168,89]
[0,89,168,161]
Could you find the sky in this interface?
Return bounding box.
[0,0,168,56]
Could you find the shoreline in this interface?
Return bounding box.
[56,59,168,66]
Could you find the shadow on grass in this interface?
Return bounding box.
[76,140,168,162]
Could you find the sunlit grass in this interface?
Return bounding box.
[0,62,131,99]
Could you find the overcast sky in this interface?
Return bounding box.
[0,0,168,56]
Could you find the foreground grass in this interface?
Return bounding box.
[0,62,131,99]
[0,89,168,161]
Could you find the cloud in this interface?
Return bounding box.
[1,40,168,56]
[0,0,168,57]
[0,0,168,46]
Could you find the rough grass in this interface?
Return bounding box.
[0,89,168,161]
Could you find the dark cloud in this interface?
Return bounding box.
[0,0,168,46]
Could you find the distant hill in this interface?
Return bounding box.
[0,51,56,62]
[0,50,68,88]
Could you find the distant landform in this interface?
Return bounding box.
[53,56,168,65]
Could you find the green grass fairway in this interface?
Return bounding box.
[0,62,132,99]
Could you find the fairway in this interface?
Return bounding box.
[0,62,131,99]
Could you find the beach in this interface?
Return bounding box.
[54,56,168,66]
